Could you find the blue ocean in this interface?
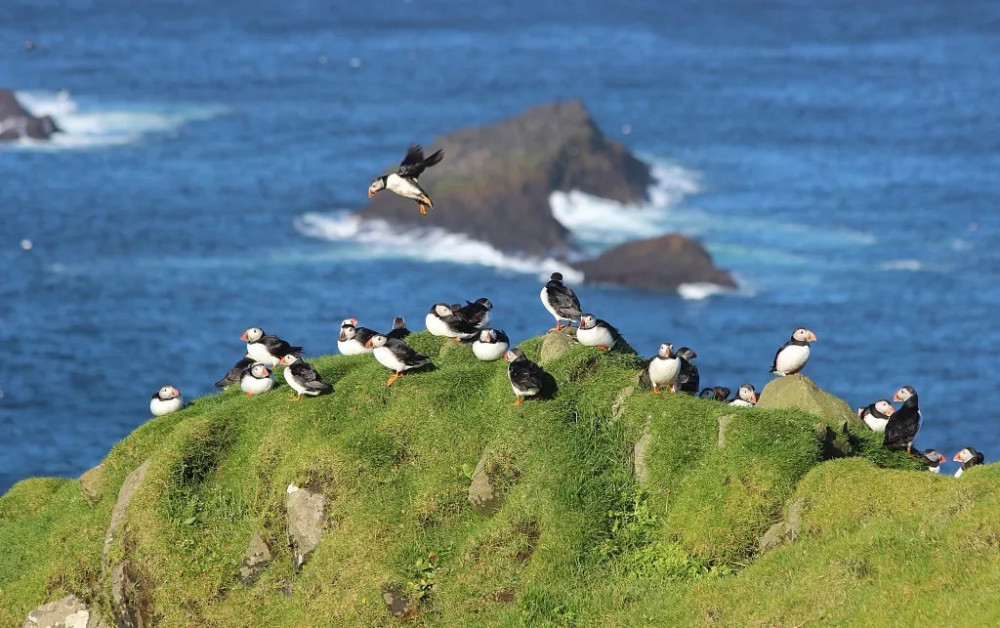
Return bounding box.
[2,0,999,491]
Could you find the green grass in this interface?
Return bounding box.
[2,331,996,626]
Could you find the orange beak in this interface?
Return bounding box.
[350,318,358,325]
[808,332,818,342]
[885,406,895,416]
[365,338,373,348]
[938,454,947,463]
[952,452,963,462]
[339,331,346,341]
[263,369,270,377]
[749,392,758,403]
[171,387,180,396]
[367,190,374,199]
[240,332,248,341]
[893,392,902,402]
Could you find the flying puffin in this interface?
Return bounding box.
[857,399,895,433]
[953,447,985,478]
[338,318,378,355]
[473,329,510,362]
[540,272,583,331]
[883,385,921,455]
[425,303,479,341]
[366,334,431,386]
[386,316,410,340]
[577,314,620,350]
[504,348,545,406]
[920,449,947,474]
[242,327,303,368]
[647,343,681,395]
[675,347,699,395]
[279,354,333,400]
[367,144,444,215]
[729,384,758,407]
[215,356,254,388]
[453,298,493,329]
[150,386,183,417]
[240,363,274,397]
[770,328,817,376]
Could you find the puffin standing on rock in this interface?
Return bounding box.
[425,303,479,341]
[242,327,303,368]
[215,356,254,388]
[540,272,582,331]
[367,144,444,215]
[920,449,947,474]
[473,329,510,362]
[953,447,985,478]
[884,385,921,455]
[647,343,681,395]
[150,386,183,416]
[577,314,620,351]
[675,347,700,395]
[729,384,758,407]
[857,399,895,433]
[387,316,410,340]
[505,348,545,406]
[770,328,817,376]
[240,363,274,397]
[367,334,431,386]
[279,354,333,400]
[338,318,377,356]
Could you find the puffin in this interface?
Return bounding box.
[338,318,378,355]
[215,356,254,388]
[647,343,681,395]
[699,388,716,400]
[770,328,817,376]
[883,385,921,455]
[504,348,545,406]
[386,316,410,340]
[366,334,431,386]
[150,386,183,417]
[675,347,700,395]
[729,384,758,407]
[279,354,333,400]
[242,327,303,368]
[473,328,510,362]
[577,314,620,351]
[953,447,985,478]
[425,303,479,341]
[453,298,493,329]
[857,399,895,433]
[367,144,444,215]
[240,363,274,397]
[540,272,583,331]
[920,449,947,474]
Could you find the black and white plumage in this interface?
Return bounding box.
[699,386,731,402]
[366,334,431,386]
[453,298,493,330]
[577,314,620,350]
[884,385,921,454]
[425,303,479,340]
[240,363,274,397]
[215,356,254,388]
[504,348,545,405]
[770,328,817,376]
[386,316,410,340]
[953,447,984,478]
[150,386,183,416]
[473,328,509,362]
[675,347,699,395]
[279,354,332,400]
[729,384,758,407]
[647,343,681,395]
[242,327,303,368]
[338,318,378,356]
[920,449,947,474]
[857,399,895,433]
[540,272,583,331]
[367,144,444,215]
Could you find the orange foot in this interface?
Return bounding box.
[290,395,302,402]
[387,373,403,387]
[597,345,610,351]
[651,387,662,396]
[453,337,462,343]
[246,392,253,398]
[511,397,524,406]
[418,204,427,215]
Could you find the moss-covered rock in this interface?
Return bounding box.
[757,373,857,425]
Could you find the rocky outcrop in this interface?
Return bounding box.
[0,90,60,141]
[360,100,651,256]
[21,595,109,628]
[468,450,519,517]
[539,327,576,365]
[239,532,273,585]
[633,427,653,485]
[102,460,150,561]
[78,464,105,506]
[756,374,857,425]
[574,234,737,291]
[286,484,328,573]
[757,499,805,553]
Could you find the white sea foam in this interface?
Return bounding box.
[880,259,923,271]
[7,90,230,150]
[677,282,731,301]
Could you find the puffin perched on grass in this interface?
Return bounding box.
[577,314,620,351]
[338,318,377,356]
[387,316,410,340]
[215,356,254,388]
[857,399,895,433]
[150,386,183,416]
[647,343,681,395]
[279,354,332,401]
[367,144,444,215]
[540,272,582,331]
[367,334,431,386]
[504,348,545,406]
[884,385,921,455]
[240,363,274,397]
[453,298,493,329]
[953,447,985,477]
[699,386,731,402]
[473,329,509,362]
[920,449,947,474]
[242,327,303,368]
[675,347,699,394]
[770,328,817,376]
[425,303,479,341]
[729,384,758,407]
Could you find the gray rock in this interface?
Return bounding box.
[110,560,146,628]
[102,459,151,562]
[0,90,61,141]
[239,531,273,585]
[633,427,653,485]
[611,386,635,422]
[286,484,328,573]
[757,498,805,554]
[756,374,857,425]
[382,585,415,619]
[539,327,576,365]
[717,415,734,449]
[21,595,108,628]
[78,464,105,506]
[468,455,503,517]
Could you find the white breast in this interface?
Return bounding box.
[247,343,279,367]
[386,173,422,199]
[648,357,680,387]
[241,374,274,395]
[955,467,964,478]
[425,312,457,338]
[928,465,941,474]
[862,413,888,433]
[283,367,307,395]
[729,399,755,408]
[374,346,407,372]
[150,396,183,417]
[338,338,370,356]
[774,344,810,375]
[577,324,615,348]
[473,339,508,362]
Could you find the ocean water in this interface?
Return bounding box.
[2,0,999,491]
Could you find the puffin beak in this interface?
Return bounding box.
[893,393,902,402]
[749,392,758,403]
[808,332,818,342]
[939,454,947,463]
[365,338,373,348]
[367,190,374,199]
[350,318,358,325]
[263,369,270,377]
[691,351,698,359]
[953,452,963,462]
[885,407,895,416]
[339,331,346,341]
[172,387,180,396]
[240,332,248,341]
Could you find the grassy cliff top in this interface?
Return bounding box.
[3,331,999,626]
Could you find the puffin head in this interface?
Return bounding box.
[340,324,356,342]
[480,329,497,343]
[504,348,524,363]
[792,328,817,343]
[432,303,453,317]
[953,447,982,464]
[475,297,493,310]
[922,449,947,465]
[341,318,358,328]
[893,386,916,403]
[366,334,388,349]
[367,176,386,198]
[738,384,757,404]
[158,385,180,400]
[713,386,731,402]
[242,327,263,342]
[392,316,406,330]
[279,354,300,366]
[549,272,563,282]
[699,388,715,399]
[677,347,697,361]
[578,314,597,330]
[250,364,270,379]
[657,343,674,359]
[874,399,896,416]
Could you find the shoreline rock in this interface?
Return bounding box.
[0,90,60,141]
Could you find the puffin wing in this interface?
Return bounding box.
[291,362,332,391]
[386,326,410,340]
[547,283,582,319]
[496,330,510,344]
[216,356,254,387]
[883,408,919,447]
[398,145,444,179]
[677,359,699,392]
[263,335,302,358]
[455,302,488,326]
[510,360,544,390]
[770,341,791,372]
[597,319,622,340]
[387,338,431,367]
[444,314,479,335]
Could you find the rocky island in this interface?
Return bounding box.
[0,89,60,141]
